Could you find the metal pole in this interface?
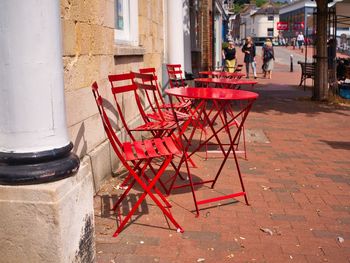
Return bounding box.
[290,54,293,72]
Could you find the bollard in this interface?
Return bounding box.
[290,54,293,72]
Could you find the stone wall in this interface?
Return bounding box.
[139,0,164,77]
[61,0,165,192]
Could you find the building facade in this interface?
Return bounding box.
[279,0,316,40]
[250,5,280,44]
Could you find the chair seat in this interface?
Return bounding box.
[160,100,192,110]
[123,137,180,161]
[146,110,189,122]
[130,120,180,132]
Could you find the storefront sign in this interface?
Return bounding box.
[293,22,304,30]
[277,22,288,31]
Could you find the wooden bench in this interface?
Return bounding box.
[298,61,315,87]
[345,66,350,79]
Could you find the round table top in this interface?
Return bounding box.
[199,71,246,77]
[194,78,258,85]
[165,87,259,100]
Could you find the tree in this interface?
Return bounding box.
[313,0,329,100]
[232,0,249,13]
[256,0,267,7]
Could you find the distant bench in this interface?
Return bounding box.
[297,61,315,87]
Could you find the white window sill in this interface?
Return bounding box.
[114,44,145,57]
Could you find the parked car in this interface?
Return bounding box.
[252,37,266,46]
[252,37,281,46]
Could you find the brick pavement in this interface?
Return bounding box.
[94,49,350,262]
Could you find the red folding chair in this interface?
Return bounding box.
[139,67,191,112]
[91,81,184,237]
[166,64,188,89]
[166,64,193,108]
[131,71,189,123]
[108,72,192,195]
[108,73,178,139]
[166,64,210,157]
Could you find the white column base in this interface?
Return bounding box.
[0,157,95,263]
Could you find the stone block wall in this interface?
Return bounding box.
[61,0,165,192]
[138,0,164,78]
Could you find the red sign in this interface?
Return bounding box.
[277,22,288,31]
[293,22,305,30]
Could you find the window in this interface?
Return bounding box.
[190,0,201,50]
[268,15,274,21]
[115,0,138,45]
[267,28,273,37]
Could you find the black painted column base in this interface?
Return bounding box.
[0,143,80,185]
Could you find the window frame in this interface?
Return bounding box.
[114,0,139,46]
[267,28,273,37]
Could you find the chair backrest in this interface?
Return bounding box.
[91,82,127,164]
[139,67,166,106]
[108,73,148,140]
[131,71,166,121]
[166,64,187,89]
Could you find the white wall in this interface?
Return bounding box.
[252,14,280,38]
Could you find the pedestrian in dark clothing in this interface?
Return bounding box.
[242,36,257,79]
[262,39,275,79]
[327,38,336,69]
[222,41,236,72]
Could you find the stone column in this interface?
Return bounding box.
[167,0,185,68]
[0,0,94,262]
[0,0,79,183]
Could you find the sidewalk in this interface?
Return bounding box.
[94,50,350,262]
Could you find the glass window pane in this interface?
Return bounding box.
[116,0,124,30]
[267,28,273,37]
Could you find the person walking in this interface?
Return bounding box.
[262,39,275,79]
[297,31,305,51]
[222,41,236,72]
[242,36,257,79]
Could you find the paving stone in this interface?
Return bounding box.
[181,231,221,241]
[112,255,160,263]
[312,230,350,239]
[270,187,300,193]
[337,217,350,224]
[331,205,350,213]
[269,178,298,186]
[271,214,306,222]
[245,129,270,143]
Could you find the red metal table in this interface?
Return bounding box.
[195,78,258,89]
[165,87,258,216]
[198,71,245,79]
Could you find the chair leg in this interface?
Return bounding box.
[113,156,183,237]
